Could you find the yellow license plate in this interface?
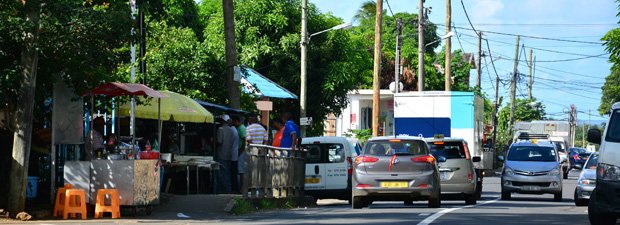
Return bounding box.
[305,177,320,184]
[380,182,409,188]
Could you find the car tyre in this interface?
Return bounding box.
[574,189,588,206]
[465,195,477,205]
[589,190,617,225]
[501,190,511,200]
[428,196,441,208]
[352,196,366,209]
[554,192,562,202]
[404,200,414,206]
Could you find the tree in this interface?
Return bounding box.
[600,1,620,115]
[496,98,546,148]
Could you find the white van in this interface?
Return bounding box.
[586,102,620,225]
[302,137,361,202]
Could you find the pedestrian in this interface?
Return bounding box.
[280,112,300,151]
[230,115,245,193]
[271,118,284,147]
[241,115,267,194]
[85,117,105,160]
[216,114,236,193]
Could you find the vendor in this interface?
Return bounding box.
[85,117,105,160]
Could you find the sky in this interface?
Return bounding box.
[312,0,617,122]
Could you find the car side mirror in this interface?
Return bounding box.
[472,156,481,163]
[587,129,602,145]
[437,156,447,163]
[498,155,505,162]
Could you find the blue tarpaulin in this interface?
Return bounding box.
[239,65,298,99]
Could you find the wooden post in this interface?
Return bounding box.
[371,0,383,136]
[445,0,452,91]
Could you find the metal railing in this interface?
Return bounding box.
[242,144,306,198]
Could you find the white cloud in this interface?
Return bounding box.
[470,0,504,24]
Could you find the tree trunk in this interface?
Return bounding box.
[222,0,240,109]
[8,0,40,213]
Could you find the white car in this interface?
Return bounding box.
[302,137,361,203]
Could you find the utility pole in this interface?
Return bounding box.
[528,48,533,100]
[445,0,451,91]
[476,31,482,88]
[372,0,383,136]
[493,75,499,147]
[300,0,308,136]
[417,0,425,92]
[509,35,520,133]
[223,0,240,109]
[395,18,403,94]
[139,5,146,84]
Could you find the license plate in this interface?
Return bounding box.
[380,182,409,188]
[305,177,320,184]
[521,186,541,191]
[440,172,449,181]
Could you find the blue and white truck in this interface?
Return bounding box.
[393,91,491,170]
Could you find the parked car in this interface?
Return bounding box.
[351,136,443,209]
[586,102,620,225]
[302,137,361,203]
[426,137,481,205]
[499,140,563,201]
[574,152,598,206]
[569,147,590,170]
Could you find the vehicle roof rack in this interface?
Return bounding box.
[517,133,550,140]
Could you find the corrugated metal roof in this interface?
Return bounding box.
[239,65,298,99]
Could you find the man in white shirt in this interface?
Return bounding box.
[85,117,105,160]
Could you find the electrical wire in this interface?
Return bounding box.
[384,0,395,17]
[459,0,478,35]
[485,39,506,86]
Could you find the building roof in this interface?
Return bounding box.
[239,65,298,99]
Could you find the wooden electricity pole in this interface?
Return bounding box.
[372,0,383,136]
[417,0,425,92]
[476,31,482,88]
[509,35,520,133]
[223,0,240,109]
[9,0,41,213]
[445,0,451,91]
[528,48,533,100]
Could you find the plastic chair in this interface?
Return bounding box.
[63,189,87,220]
[53,184,73,217]
[94,189,121,219]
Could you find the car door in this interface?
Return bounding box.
[303,144,326,190]
[324,143,348,190]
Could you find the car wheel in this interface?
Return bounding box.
[589,190,617,225]
[465,196,477,205]
[501,190,511,200]
[352,196,366,209]
[574,189,588,206]
[554,192,562,202]
[428,196,441,208]
[404,200,414,206]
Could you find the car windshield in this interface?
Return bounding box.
[606,109,620,142]
[570,148,588,154]
[507,146,557,162]
[302,143,345,163]
[428,141,466,159]
[584,154,599,169]
[363,140,427,156]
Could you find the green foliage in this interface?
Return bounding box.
[344,129,372,144]
[496,98,546,147]
[599,65,620,115]
[231,198,255,215]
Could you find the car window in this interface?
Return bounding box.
[363,140,427,156]
[585,154,598,169]
[606,109,620,142]
[302,143,345,163]
[428,141,466,159]
[507,146,557,162]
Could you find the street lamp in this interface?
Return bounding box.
[300,21,352,137]
[425,31,455,47]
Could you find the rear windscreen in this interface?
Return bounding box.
[302,144,345,164]
[363,140,427,156]
[428,142,466,159]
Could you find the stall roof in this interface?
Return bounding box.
[83,82,166,98]
[194,99,248,115]
[239,65,298,99]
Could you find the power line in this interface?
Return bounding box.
[459,0,478,35]
[485,39,506,86]
[384,0,394,17]
[535,64,607,80]
[451,23,617,27]
[435,24,605,45]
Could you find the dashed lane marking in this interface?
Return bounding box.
[416,197,500,225]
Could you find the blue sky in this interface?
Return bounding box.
[312,0,617,122]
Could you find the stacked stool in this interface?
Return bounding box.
[53,184,122,219]
[63,189,87,219]
[94,189,121,219]
[52,184,73,218]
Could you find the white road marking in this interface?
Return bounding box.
[416,197,500,225]
[419,213,431,216]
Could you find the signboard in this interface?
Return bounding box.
[300,117,313,126]
[552,131,569,136]
[255,100,273,111]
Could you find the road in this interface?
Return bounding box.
[224,169,593,225]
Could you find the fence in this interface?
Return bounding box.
[242,144,306,198]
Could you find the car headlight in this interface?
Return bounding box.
[504,167,514,176]
[578,178,596,186]
[598,163,620,181]
[549,169,560,175]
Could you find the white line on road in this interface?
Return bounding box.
[416,197,500,225]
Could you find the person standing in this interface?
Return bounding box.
[280,112,300,150]
[241,115,267,194]
[230,115,244,193]
[216,115,235,193]
[271,118,284,147]
[85,117,105,160]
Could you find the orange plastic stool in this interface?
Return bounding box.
[63,189,87,220]
[53,184,73,217]
[94,189,121,219]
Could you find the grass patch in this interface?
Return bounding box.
[259,199,276,210]
[231,198,255,215]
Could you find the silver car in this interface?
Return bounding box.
[574,152,598,206]
[427,138,481,205]
[352,136,443,209]
[500,140,563,201]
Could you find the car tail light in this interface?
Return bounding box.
[418,184,429,188]
[412,155,436,164]
[463,143,471,160]
[467,173,474,182]
[347,157,353,175]
[573,155,580,160]
[355,156,379,165]
[356,184,372,188]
